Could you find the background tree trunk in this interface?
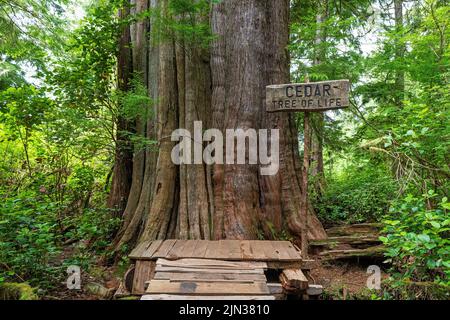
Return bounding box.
[107,4,133,218]
[309,0,328,198]
[394,0,405,107]
[113,0,149,247]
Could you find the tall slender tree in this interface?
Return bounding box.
[107,4,134,217]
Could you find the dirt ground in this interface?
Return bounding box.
[309,256,388,299]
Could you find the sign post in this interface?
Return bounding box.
[266,79,350,258]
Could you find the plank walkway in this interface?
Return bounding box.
[141,258,275,300]
[130,240,307,299]
[130,240,302,264]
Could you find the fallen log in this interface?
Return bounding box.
[326,223,382,237]
[319,245,385,260]
[310,235,381,249]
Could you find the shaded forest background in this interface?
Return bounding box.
[0,0,448,299]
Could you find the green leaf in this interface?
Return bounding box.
[417,234,430,242]
[430,221,441,228]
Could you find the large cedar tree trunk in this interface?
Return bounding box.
[112,0,327,252]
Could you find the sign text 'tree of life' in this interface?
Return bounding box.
[266,80,350,112]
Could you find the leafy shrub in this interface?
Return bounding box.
[314,165,396,225]
[64,207,121,252]
[380,192,449,298]
[0,192,61,288]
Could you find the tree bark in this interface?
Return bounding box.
[309,0,328,198]
[112,0,327,252]
[394,0,405,107]
[107,4,134,218]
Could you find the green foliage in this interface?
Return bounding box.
[0,86,51,132]
[0,0,68,71]
[314,165,396,225]
[148,0,216,48]
[65,207,121,252]
[0,192,61,288]
[380,192,450,290]
[0,282,38,300]
[355,1,449,199]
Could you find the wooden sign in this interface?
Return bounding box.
[266,80,350,112]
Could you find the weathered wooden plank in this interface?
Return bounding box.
[132,260,156,295]
[240,240,253,260]
[130,240,304,262]
[270,241,294,260]
[204,241,221,259]
[177,240,198,258]
[307,284,323,296]
[146,280,270,295]
[280,269,309,291]
[153,272,267,283]
[154,265,265,274]
[262,241,280,260]
[141,294,276,300]
[156,258,267,270]
[153,239,177,258]
[129,240,152,259]
[250,241,269,260]
[266,80,350,112]
[191,240,209,258]
[166,240,187,259]
[224,240,242,260]
[214,240,230,260]
[141,240,163,259]
[285,242,303,260]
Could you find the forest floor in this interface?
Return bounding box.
[42,249,386,300]
[310,257,388,299]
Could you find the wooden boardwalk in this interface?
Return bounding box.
[142,258,275,300]
[130,240,303,268]
[127,240,319,300]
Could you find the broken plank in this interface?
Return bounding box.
[146,280,270,295]
[280,269,309,291]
